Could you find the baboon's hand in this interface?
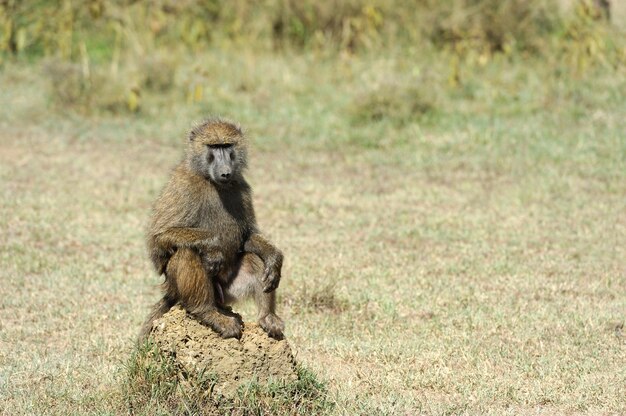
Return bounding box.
[259,313,285,339]
[202,249,224,276]
[217,315,243,339]
[262,254,283,292]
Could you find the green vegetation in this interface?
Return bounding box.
[0,0,625,414]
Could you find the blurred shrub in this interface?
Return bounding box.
[424,0,561,55]
[559,0,626,73]
[140,52,177,92]
[43,60,89,108]
[2,0,624,59]
[271,0,383,50]
[0,0,107,58]
[2,0,621,123]
[350,82,436,126]
[3,0,623,119]
[44,58,138,114]
[0,0,386,55]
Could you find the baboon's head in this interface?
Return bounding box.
[186,118,248,186]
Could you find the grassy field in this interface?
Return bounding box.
[0,44,625,414]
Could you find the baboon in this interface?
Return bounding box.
[139,118,284,340]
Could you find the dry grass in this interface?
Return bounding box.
[0,47,625,415]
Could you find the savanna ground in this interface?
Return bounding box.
[1,1,626,415]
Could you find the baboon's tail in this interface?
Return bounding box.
[137,296,175,343]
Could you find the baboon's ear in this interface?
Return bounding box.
[188,129,196,142]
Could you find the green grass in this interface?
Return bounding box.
[0,46,625,415]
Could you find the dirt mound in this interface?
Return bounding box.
[149,306,297,398]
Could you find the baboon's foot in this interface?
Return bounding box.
[259,313,284,339]
[204,310,243,339]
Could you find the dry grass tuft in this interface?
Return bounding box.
[122,342,185,414]
[286,283,350,315]
[350,82,436,126]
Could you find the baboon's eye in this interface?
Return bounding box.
[208,153,215,163]
[230,151,236,161]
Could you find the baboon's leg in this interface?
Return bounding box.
[138,295,175,342]
[167,248,242,339]
[256,289,284,339]
[223,253,285,339]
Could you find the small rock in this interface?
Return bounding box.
[149,305,298,398]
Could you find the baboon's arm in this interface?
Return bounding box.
[244,233,282,262]
[149,227,221,274]
[154,227,220,252]
[244,233,283,292]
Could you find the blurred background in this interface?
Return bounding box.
[1,1,625,415]
[1,0,624,127]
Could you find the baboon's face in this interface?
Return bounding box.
[193,144,243,186]
[187,120,247,185]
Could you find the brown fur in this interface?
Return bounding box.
[139,118,284,340]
